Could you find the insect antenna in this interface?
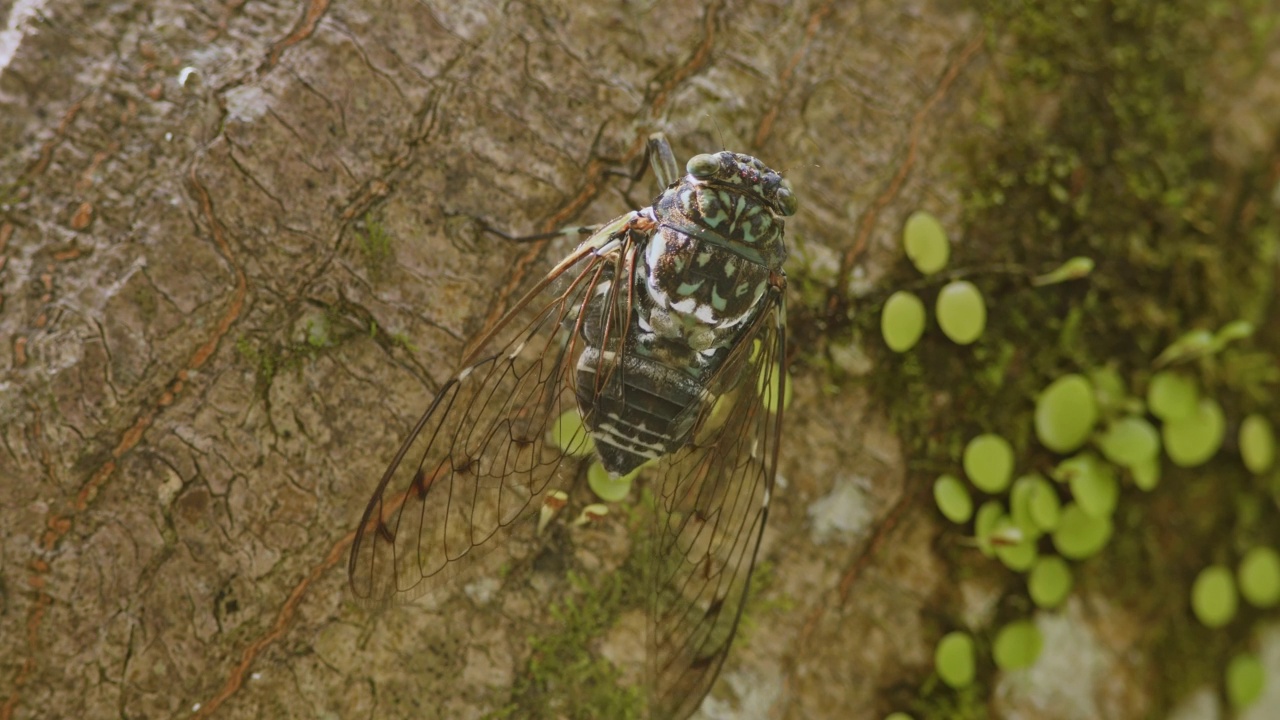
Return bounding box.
[708,116,728,151]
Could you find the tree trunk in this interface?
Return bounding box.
[6,0,1225,719]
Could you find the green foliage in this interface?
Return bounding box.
[1034,374,1098,454]
[903,211,951,275]
[1238,546,1280,608]
[358,213,395,278]
[992,621,1043,670]
[883,291,927,352]
[963,434,1015,493]
[234,336,279,391]
[1225,653,1266,708]
[1028,556,1072,609]
[934,474,975,524]
[234,302,378,394]
[935,632,977,689]
[735,560,797,645]
[855,1,1279,714]
[1051,503,1113,560]
[1190,565,1239,628]
[935,281,987,346]
[906,683,990,720]
[1239,414,1276,474]
[587,462,635,502]
[501,570,644,720]
[1161,398,1226,468]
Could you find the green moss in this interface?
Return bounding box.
[835,0,1280,715]
[906,682,990,720]
[234,335,281,393]
[358,213,395,279]
[498,569,645,720]
[234,303,371,395]
[387,331,418,353]
[735,560,796,645]
[488,486,790,718]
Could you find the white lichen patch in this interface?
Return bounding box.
[806,475,875,544]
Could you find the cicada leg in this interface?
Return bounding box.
[483,132,679,244]
[646,132,680,188]
[479,222,605,244]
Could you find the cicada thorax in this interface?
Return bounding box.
[574,151,792,477]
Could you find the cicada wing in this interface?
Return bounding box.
[348,236,623,605]
[646,290,788,719]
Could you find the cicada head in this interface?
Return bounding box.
[685,151,797,218]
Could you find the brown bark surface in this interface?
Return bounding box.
[0,1,980,718]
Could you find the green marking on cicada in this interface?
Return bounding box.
[677,280,705,296]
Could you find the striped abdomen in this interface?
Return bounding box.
[575,346,705,475]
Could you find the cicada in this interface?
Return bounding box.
[349,133,796,719]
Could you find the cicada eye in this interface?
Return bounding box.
[774,180,797,216]
[686,153,721,178]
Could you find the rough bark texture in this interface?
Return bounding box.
[1,1,982,718]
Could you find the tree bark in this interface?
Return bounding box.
[1,1,985,718]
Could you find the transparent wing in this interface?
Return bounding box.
[646,284,788,719]
[348,219,635,604]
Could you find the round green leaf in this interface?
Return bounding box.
[994,520,1038,572]
[1129,456,1161,491]
[903,211,950,275]
[1029,556,1073,608]
[1098,416,1161,468]
[1057,453,1119,518]
[935,632,976,689]
[992,620,1043,670]
[1238,546,1280,608]
[1071,470,1119,518]
[1147,371,1198,422]
[964,434,1015,493]
[1009,474,1048,540]
[935,281,986,345]
[1052,503,1113,560]
[1089,365,1128,415]
[1190,565,1238,628]
[881,291,927,353]
[1225,653,1266,709]
[1034,374,1098,453]
[551,410,595,458]
[975,500,1005,557]
[1162,398,1226,468]
[587,462,634,502]
[1239,414,1276,474]
[933,474,973,524]
[1028,477,1062,532]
